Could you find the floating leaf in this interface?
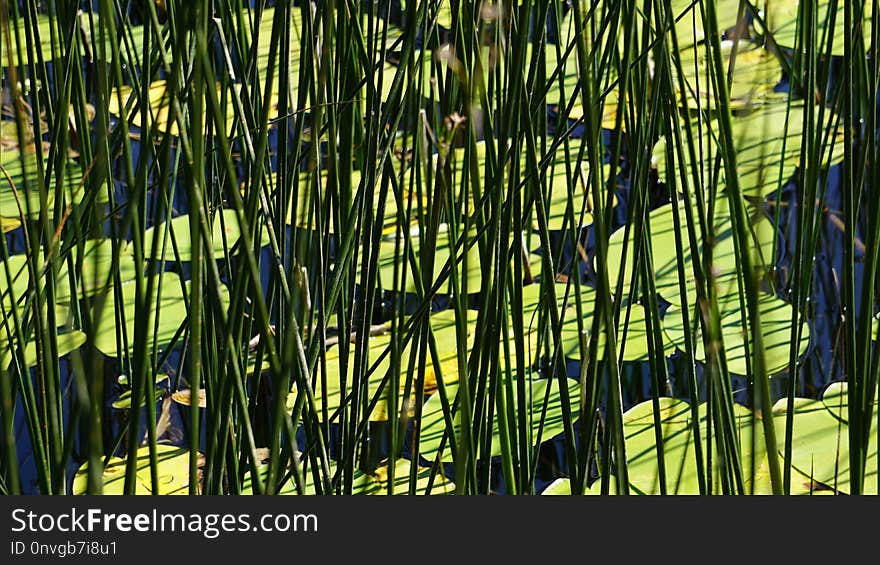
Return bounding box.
[663,292,811,375]
[674,41,784,111]
[0,330,86,371]
[111,374,170,410]
[282,164,425,236]
[72,445,200,495]
[543,12,620,128]
[309,301,542,423]
[350,458,456,495]
[108,80,279,138]
[0,217,21,233]
[171,388,206,408]
[665,0,749,48]
[544,0,748,125]
[56,239,139,301]
[377,224,485,294]
[111,387,165,410]
[0,239,138,309]
[0,146,86,217]
[772,382,878,494]
[605,196,777,306]
[419,373,580,463]
[142,209,269,262]
[559,285,676,362]
[624,397,823,494]
[652,100,844,198]
[380,49,450,104]
[91,276,229,358]
[443,139,614,231]
[761,0,873,57]
[540,476,619,495]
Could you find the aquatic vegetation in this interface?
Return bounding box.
[0,1,876,497]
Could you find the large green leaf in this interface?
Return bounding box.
[419,373,580,463]
[674,42,784,111]
[543,0,749,125]
[91,276,230,358]
[56,239,139,301]
[108,80,277,138]
[624,397,825,494]
[559,289,676,362]
[0,330,86,371]
[0,146,86,217]
[111,374,170,410]
[652,100,844,198]
[761,0,873,57]
[443,139,613,231]
[308,304,541,423]
[605,197,777,306]
[283,165,424,235]
[663,291,811,375]
[540,475,619,495]
[348,458,455,495]
[72,445,199,495]
[240,457,335,495]
[240,457,453,495]
[142,209,269,262]
[772,382,878,494]
[0,239,138,310]
[376,224,485,294]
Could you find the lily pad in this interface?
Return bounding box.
[624,396,825,494]
[55,239,139,301]
[540,475,619,495]
[376,224,485,294]
[761,0,873,57]
[0,239,138,309]
[559,285,677,362]
[772,382,878,494]
[0,217,21,233]
[380,49,451,104]
[0,146,86,217]
[666,0,750,48]
[0,330,86,371]
[142,209,269,262]
[674,41,784,111]
[108,80,278,138]
[72,444,200,495]
[91,276,230,358]
[308,304,540,423]
[350,458,456,495]
[652,100,845,198]
[444,139,614,231]
[605,196,777,306]
[663,291,811,375]
[240,456,334,495]
[418,373,580,463]
[240,456,453,495]
[282,165,426,236]
[542,12,620,128]
[171,388,207,408]
[111,374,170,410]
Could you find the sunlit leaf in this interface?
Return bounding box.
[772,382,878,494]
[605,196,777,306]
[663,291,811,375]
[761,0,873,57]
[142,209,269,262]
[72,445,201,495]
[419,373,580,463]
[652,100,844,198]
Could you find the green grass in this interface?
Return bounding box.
[0,0,876,496]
